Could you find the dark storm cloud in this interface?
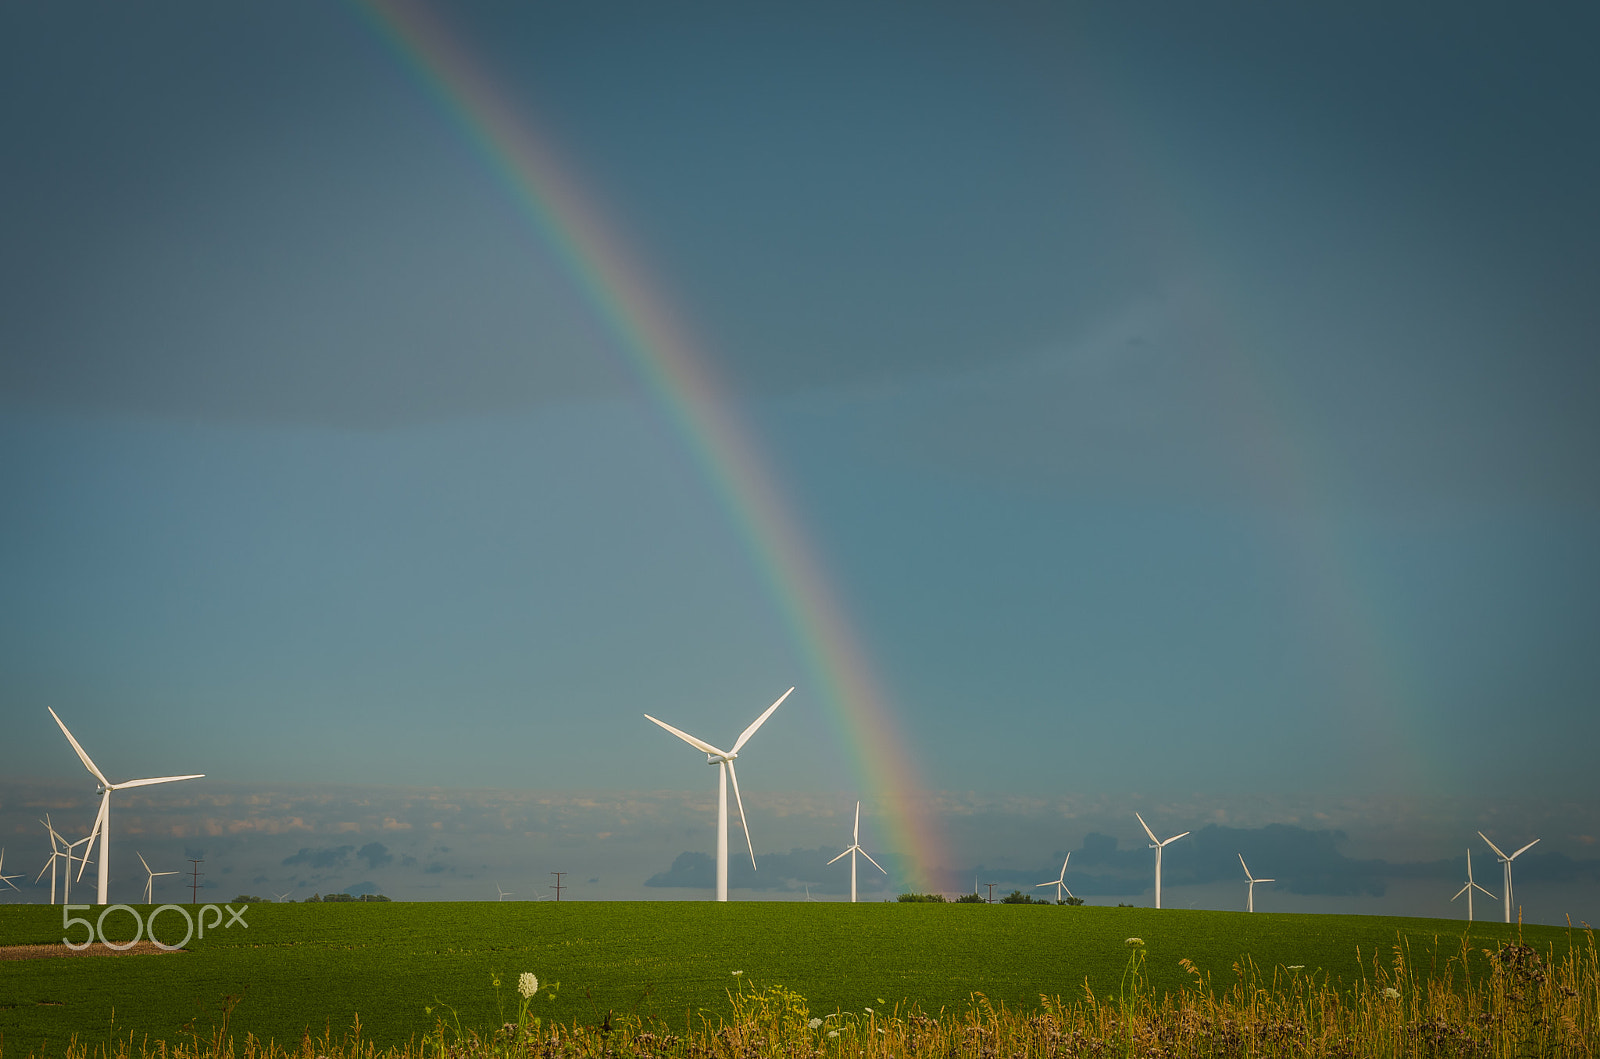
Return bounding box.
[282,845,355,870]
[644,847,903,894]
[357,842,394,869]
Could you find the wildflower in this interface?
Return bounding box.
[732,970,744,976]
[518,973,539,999]
[828,1030,840,1039]
[864,1007,873,1014]
[1287,965,1304,971]
[808,1018,823,1030]
[1383,987,1401,1000]
[1125,937,1145,947]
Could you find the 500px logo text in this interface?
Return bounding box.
[62,903,248,951]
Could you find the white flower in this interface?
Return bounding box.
[518,973,539,999]
[827,1030,840,1039]
[807,1018,823,1030]
[1383,987,1401,1000]
[1125,937,1145,947]
[1286,965,1305,971]
[732,970,744,976]
[864,1007,873,1014]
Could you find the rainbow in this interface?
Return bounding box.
[355,0,949,886]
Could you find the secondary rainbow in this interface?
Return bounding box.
[356,0,949,887]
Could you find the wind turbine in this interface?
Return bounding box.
[35,817,93,905]
[496,884,514,901]
[48,707,204,905]
[1035,854,1075,904]
[136,852,179,904]
[1451,849,1496,922]
[273,890,293,903]
[803,885,818,902]
[827,801,887,903]
[644,687,793,902]
[1478,831,1539,924]
[0,849,23,893]
[1238,854,1274,913]
[1136,813,1190,910]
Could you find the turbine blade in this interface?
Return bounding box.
[1135,812,1159,844]
[1257,878,1274,883]
[35,855,57,884]
[643,715,726,757]
[1062,885,1075,899]
[1474,883,1497,898]
[853,801,861,844]
[860,848,887,875]
[77,797,108,882]
[137,851,152,873]
[1166,831,1191,845]
[1452,883,1469,900]
[1478,831,1509,860]
[730,687,793,754]
[826,849,850,865]
[113,774,204,789]
[725,760,757,870]
[1510,839,1540,860]
[1238,853,1251,878]
[48,707,110,786]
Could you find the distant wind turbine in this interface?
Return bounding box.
[826,801,887,903]
[36,817,95,905]
[1035,854,1075,904]
[0,848,23,893]
[1237,854,1274,913]
[496,884,514,901]
[49,708,204,905]
[136,852,179,904]
[1136,813,1190,910]
[272,890,293,904]
[645,687,793,902]
[803,885,818,902]
[1451,849,1496,922]
[1478,831,1539,924]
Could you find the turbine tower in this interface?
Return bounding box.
[1238,853,1274,913]
[1035,853,1075,904]
[826,801,887,902]
[136,852,179,904]
[1136,812,1190,910]
[645,687,792,902]
[1451,849,1496,922]
[49,707,204,905]
[1478,831,1539,924]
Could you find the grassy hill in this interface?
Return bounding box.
[0,901,1580,1055]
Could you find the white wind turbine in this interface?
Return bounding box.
[827,801,887,903]
[645,687,793,902]
[1035,853,1075,904]
[1478,831,1539,924]
[1451,849,1496,922]
[273,890,293,903]
[35,816,94,905]
[136,852,179,904]
[496,884,514,901]
[1238,854,1274,913]
[1136,813,1190,910]
[0,848,23,893]
[49,707,204,905]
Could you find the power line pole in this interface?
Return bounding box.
[188,860,204,905]
[550,872,565,902]
[984,882,998,904]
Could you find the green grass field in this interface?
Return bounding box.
[0,902,1579,1056]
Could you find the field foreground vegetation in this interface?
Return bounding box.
[0,903,1593,1057]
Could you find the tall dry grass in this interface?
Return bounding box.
[10,930,1597,1059]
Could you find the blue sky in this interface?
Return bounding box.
[2,2,1597,917]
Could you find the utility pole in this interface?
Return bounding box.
[188,860,204,905]
[550,872,566,902]
[984,882,998,904]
